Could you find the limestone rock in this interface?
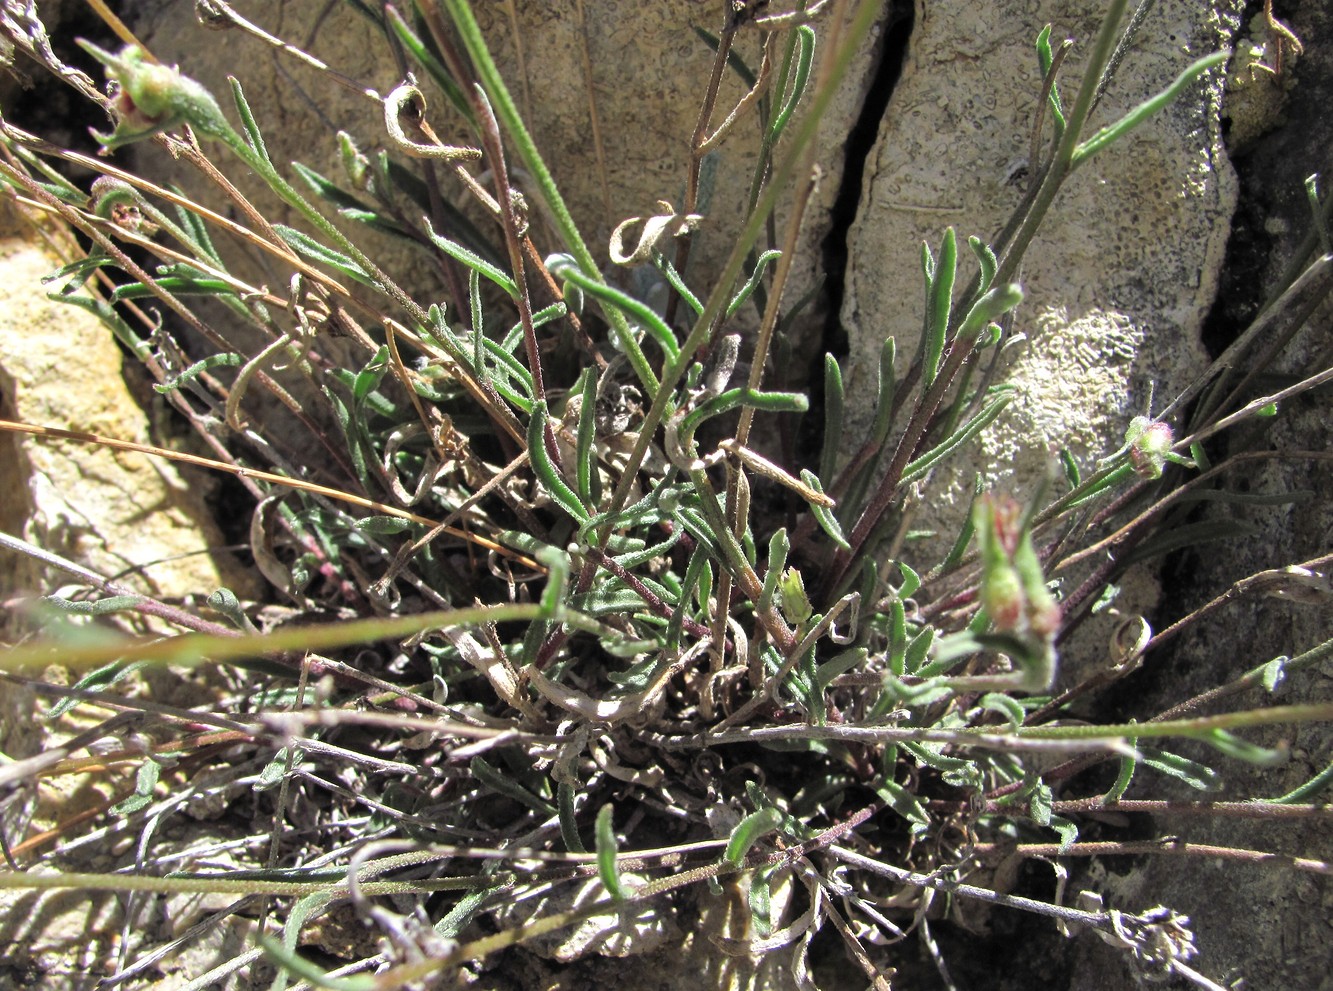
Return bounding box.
[839,0,1241,554]
[124,1,873,344]
[0,213,247,611]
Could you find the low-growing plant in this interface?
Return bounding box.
[0,1,1329,988]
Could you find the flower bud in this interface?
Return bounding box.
[980,558,1025,631]
[778,567,812,628]
[975,494,1024,631]
[1126,416,1174,480]
[78,41,228,149]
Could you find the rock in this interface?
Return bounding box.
[0,203,256,990]
[0,208,249,614]
[839,0,1240,556]
[123,1,874,345]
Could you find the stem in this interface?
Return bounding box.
[993,0,1130,287]
[432,0,654,390]
[972,839,1329,876]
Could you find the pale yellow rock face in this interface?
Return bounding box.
[0,210,247,612]
[0,208,262,986]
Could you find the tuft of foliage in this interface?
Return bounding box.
[0,1,1328,989]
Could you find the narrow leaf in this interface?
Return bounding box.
[1072,51,1229,167]
[876,779,929,826]
[528,402,589,523]
[821,354,844,484]
[923,228,956,387]
[273,224,374,286]
[724,807,785,866]
[424,218,519,298]
[595,804,627,899]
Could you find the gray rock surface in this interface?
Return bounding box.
[839,0,1241,556]
[128,1,875,342]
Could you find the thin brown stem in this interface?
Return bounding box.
[973,839,1330,875]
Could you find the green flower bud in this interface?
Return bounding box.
[77,41,229,149]
[980,558,1025,631]
[1126,416,1174,480]
[1012,528,1061,639]
[975,494,1024,631]
[778,567,812,628]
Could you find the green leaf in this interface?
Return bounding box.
[558,781,586,854]
[51,292,153,360]
[353,515,414,535]
[1059,448,1081,488]
[260,935,376,991]
[923,228,956,387]
[1265,760,1333,804]
[902,740,975,774]
[528,402,589,524]
[40,594,144,617]
[255,746,303,792]
[154,352,243,394]
[545,253,678,362]
[1035,24,1067,139]
[1197,729,1287,766]
[273,224,374,286]
[693,25,756,88]
[1028,779,1053,826]
[969,235,998,295]
[1122,518,1260,566]
[1105,732,1137,803]
[352,345,391,403]
[435,885,498,939]
[229,77,273,167]
[956,282,1024,341]
[801,470,851,550]
[291,160,414,239]
[900,391,1012,485]
[110,276,235,302]
[821,354,845,485]
[896,561,922,600]
[471,756,555,815]
[596,803,627,899]
[1072,50,1229,167]
[726,249,783,318]
[816,647,866,689]
[575,367,599,507]
[768,25,816,144]
[47,658,149,719]
[876,779,930,826]
[903,625,935,675]
[748,867,776,938]
[323,386,370,487]
[423,218,518,298]
[1049,815,1078,853]
[111,758,163,816]
[886,600,908,678]
[677,386,809,440]
[383,6,474,122]
[724,806,784,867]
[1140,747,1220,791]
[978,692,1026,729]
[1261,656,1288,693]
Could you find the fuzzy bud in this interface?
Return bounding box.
[974,493,1061,640]
[78,41,228,149]
[1126,416,1174,480]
